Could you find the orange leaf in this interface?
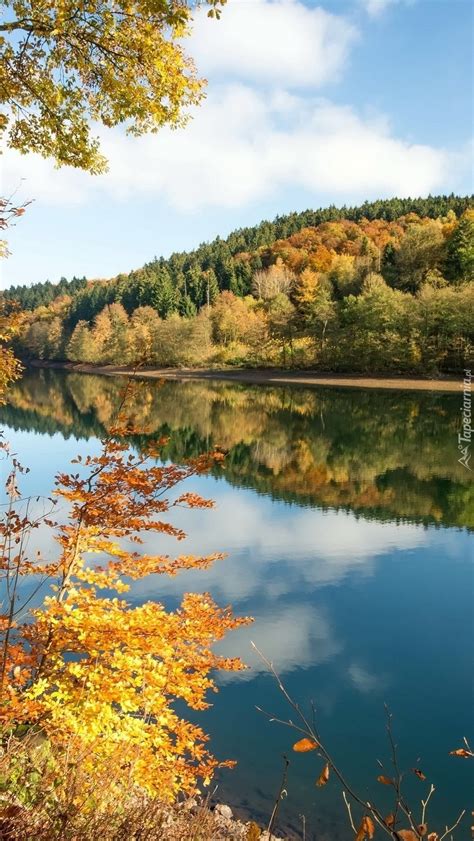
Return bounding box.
[364,816,375,838]
[397,832,419,841]
[293,737,318,753]
[377,775,394,786]
[315,763,329,787]
[384,814,395,827]
[355,816,375,841]
[411,767,426,781]
[355,823,365,841]
[449,748,473,758]
[417,824,428,837]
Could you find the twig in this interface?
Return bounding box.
[463,736,473,754]
[251,642,397,839]
[439,810,466,840]
[343,790,356,833]
[267,754,289,838]
[299,813,306,841]
[421,784,435,826]
[384,704,418,834]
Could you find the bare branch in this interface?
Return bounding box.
[439,810,466,841]
[421,784,435,826]
[343,790,356,833]
[251,641,398,839]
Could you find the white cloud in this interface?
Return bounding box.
[361,0,412,17]
[3,85,452,212]
[362,0,394,15]
[190,0,358,88]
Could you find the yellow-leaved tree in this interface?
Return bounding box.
[0,378,250,835]
[0,302,23,400]
[0,6,256,823]
[0,0,226,172]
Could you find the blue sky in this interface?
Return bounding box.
[1,0,473,289]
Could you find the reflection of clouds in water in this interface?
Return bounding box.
[181,491,428,560]
[347,662,389,695]
[4,470,437,685]
[131,489,429,604]
[127,491,428,680]
[216,604,343,682]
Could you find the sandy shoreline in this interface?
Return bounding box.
[30,361,463,393]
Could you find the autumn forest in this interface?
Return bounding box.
[4,195,474,376]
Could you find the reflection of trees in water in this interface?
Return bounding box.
[2,368,472,529]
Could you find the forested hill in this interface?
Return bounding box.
[4,275,87,313]
[5,194,474,376]
[3,194,472,315]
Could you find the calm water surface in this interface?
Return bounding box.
[2,369,473,839]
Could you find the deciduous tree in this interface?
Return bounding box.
[1,0,226,172]
[252,260,295,301]
[0,390,250,814]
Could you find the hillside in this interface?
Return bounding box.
[4,194,474,375]
[3,194,472,313]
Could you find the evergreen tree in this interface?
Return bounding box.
[445,210,474,283]
[153,272,179,318]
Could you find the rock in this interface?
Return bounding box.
[259,832,284,841]
[214,803,234,820]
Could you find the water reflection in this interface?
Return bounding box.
[2,367,473,529]
[1,369,473,837]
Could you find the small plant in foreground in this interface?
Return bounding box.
[253,643,471,841]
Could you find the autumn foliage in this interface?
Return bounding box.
[0,378,250,828]
[0,0,227,173]
[0,302,23,404]
[7,205,473,376]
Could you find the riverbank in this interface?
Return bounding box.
[30,361,463,393]
[3,793,288,841]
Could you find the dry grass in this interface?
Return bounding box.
[0,787,277,841]
[0,734,283,841]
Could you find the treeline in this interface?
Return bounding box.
[7,198,474,375]
[3,194,472,317]
[19,280,474,374]
[3,276,87,312]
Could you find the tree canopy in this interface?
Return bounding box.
[0,0,225,172]
[3,195,473,314]
[4,199,474,377]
